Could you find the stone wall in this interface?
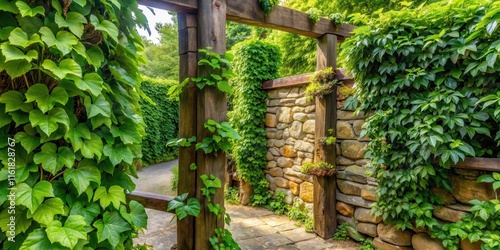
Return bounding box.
[264,85,316,205]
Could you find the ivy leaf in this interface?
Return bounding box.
[0,0,19,13]
[14,131,40,153]
[29,108,70,136]
[70,73,104,96]
[9,27,42,48]
[69,201,101,225]
[80,133,103,159]
[0,58,33,78]
[0,91,31,112]
[63,160,101,195]
[86,46,105,68]
[217,81,233,95]
[39,27,78,55]
[42,58,82,80]
[84,95,111,118]
[0,208,32,235]
[0,105,11,128]
[32,198,67,225]
[1,43,38,62]
[119,200,147,229]
[167,193,201,220]
[90,15,119,43]
[103,144,134,166]
[16,181,54,213]
[34,143,75,175]
[110,123,141,145]
[64,123,91,152]
[46,215,87,249]
[15,1,45,17]
[25,84,68,113]
[54,12,87,38]
[93,185,126,209]
[19,228,63,250]
[93,211,131,248]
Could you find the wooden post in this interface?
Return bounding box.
[195,0,227,249]
[313,34,338,239]
[177,13,198,250]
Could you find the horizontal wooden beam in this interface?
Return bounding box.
[138,0,197,13]
[262,73,311,90]
[126,191,174,212]
[452,157,500,172]
[139,0,355,38]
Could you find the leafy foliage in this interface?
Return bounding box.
[333,222,351,241]
[341,0,500,233]
[0,0,148,248]
[269,191,289,215]
[224,186,240,205]
[195,119,242,155]
[140,78,179,165]
[167,193,201,221]
[228,40,281,206]
[305,67,340,101]
[307,8,322,24]
[258,0,279,15]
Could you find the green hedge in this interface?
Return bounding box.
[341,0,499,239]
[140,78,179,165]
[229,40,281,206]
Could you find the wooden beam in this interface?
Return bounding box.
[262,73,312,90]
[313,34,338,239]
[126,191,173,212]
[194,0,227,249]
[138,0,197,13]
[451,157,500,172]
[140,0,355,38]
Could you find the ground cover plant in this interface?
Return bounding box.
[0,0,149,248]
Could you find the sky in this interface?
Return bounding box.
[138,5,173,43]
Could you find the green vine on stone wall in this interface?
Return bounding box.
[0,0,149,248]
[341,0,500,236]
[228,40,281,206]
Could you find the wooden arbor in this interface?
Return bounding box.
[134,0,355,248]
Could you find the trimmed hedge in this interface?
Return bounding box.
[140,78,179,165]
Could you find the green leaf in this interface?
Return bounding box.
[19,228,61,250]
[119,200,147,229]
[64,123,90,152]
[217,81,233,95]
[15,1,45,17]
[93,211,131,248]
[167,193,201,220]
[64,160,101,195]
[42,58,82,80]
[80,133,103,159]
[29,107,69,136]
[103,144,134,166]
[110,123,141,144]
[86,46,105,68]
[1,43,38,62]
[0,208,32,235]
[14,131,40,153]
[1,58,33,78]
[16,181,54,213]
[46,215,87,249]
[32,198,66,225]
[54,12,87,38]
[34,143,75,175]
[39,27,78,55]
[90,15,119,42]
[84,95,111,118]
[93,185,126,209]
[9,27,42,48]
[477,174,495,183]
[70,73,104,96]
[69,201,100,224]
[0,0,19,14]
[0,91,31,112]
[25,84,68,113]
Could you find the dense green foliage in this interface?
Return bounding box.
[0,0,149,248]
[341,0,500,242]
[229,40,281,206]
[140,78,179,165]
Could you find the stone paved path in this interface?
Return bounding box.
[133,160,359,250]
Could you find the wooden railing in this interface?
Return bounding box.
[451,157,500,172]
[126,191,174,213]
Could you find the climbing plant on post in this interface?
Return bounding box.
[0,0,148,249]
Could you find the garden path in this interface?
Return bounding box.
[133,160,359,250]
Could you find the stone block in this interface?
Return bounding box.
[337,121,356,139]
[269,167,283,177]
[361,187,377,202]
[277,123,289,130]
[295,97,311,106]
[336,191,373,208]
[277,107,293,123]
[281,145,298,158]
[276,188,294,204]
[445,203,471,212]
[354,207,382,224]
[452,175,495,203]
[299,182,314,203]
[341,140,368,160]
[303,120,315,134]
[266,152,274,161]
[267,106,279,114]
[289,181,300,195]
[338,180,365,196]
[267,161,277,169]
[373,237,412,250]
[307,114,315,119]
[294,140,314,153]
[338,214,356,228]
[356,223,377,237]
[266,128,277,139]
[353,120,365,136]
[275,177,290,188]
[289,121,305,139]
[460,239,482,250]
[293,113,308,122]
[337,156,355,165]
[337,165,369,184]
[336,201,354,217]
[292,106,305,112]
[377,223,413,246]
[305,105,315,113]
[278,88,291,98]
[277,157,293,168]
[284,174,304,184]
[355,159,370,166]
[274,140,285,148]
[338,110,370,120]
[433,206,468,222]
[412,233,445,250]
[288,87,301,98]
[265,113,278,127]
[280,98,296,105]
[269,147,280,156]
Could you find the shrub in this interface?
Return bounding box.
[140,77,179,165]
[269,191,288,215]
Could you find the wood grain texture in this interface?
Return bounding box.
[262,73,312,90]
[313,175,337,238]
[126,191,173,212]
[451,157,500,172]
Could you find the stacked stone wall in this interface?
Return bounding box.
[264,85,315,205]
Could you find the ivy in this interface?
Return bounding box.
[0,0,148,248]
[341,0,500,237]
[258,0,279,15]
[228,40,281,206]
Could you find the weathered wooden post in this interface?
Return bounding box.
[313,34,338,238]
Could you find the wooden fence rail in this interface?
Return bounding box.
[126,191,173,212]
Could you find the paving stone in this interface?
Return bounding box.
[260,214,290,227]
[280,228,316,242]
[254,234,293,247]
[274,222,297,232]
[294,237,338,250]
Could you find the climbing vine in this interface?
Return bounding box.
[341,0,500,244]
[0,0,148,249]
[228,40,281,206]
